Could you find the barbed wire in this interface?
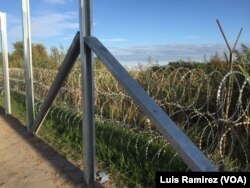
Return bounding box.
[0,64,249,173]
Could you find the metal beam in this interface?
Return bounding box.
[22,0,34,132]
[32,32,80,134]
[84,36,217,172]
[79,0,96,186]
[0,12,11,114]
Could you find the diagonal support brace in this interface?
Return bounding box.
[32,32,80,134]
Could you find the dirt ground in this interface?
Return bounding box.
[0,108,84,188]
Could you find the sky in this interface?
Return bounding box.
[0,0,250,66]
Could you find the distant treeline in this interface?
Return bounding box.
[1,42,249,70]
[149,44,250,73]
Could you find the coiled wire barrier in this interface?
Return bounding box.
[0,64,249,185]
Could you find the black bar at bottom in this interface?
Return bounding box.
[156,172,249,187]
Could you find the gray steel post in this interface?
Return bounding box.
[79,0,96,186]
[22,0,35,132]
[0,12,11,114]
[32,32,80,134]
[84,36,217,172]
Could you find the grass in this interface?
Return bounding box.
[95,120,186,187]
[0,90,27,124]
[0,61,249,186]
[0,92,187,187]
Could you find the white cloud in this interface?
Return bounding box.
[6,11,78,51]
[43,0,72,5]
[107,44,233,64]
[30,11,78,38]
[100,38,127,42]
[8,12,79,38]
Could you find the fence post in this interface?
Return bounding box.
[79,0,95,186]
[22,0,35,133]
[0,12,11,114]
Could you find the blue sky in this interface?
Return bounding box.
[0,0,250,65]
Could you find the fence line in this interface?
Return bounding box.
[84,36,217,172]
[22,0,35,132]
[1,0,250,186]
[1,62,250,183]
[1,66,249,152]
[0,12,11,114]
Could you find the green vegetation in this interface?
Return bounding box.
[0,92,186,187]
[0,42,249,186]
[7,41,65,69]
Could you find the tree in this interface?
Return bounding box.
[32,43,51,68]
[9,41,52,68]
[9,41,24,68]
[50,45,65,65]
[209,52,225,67]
